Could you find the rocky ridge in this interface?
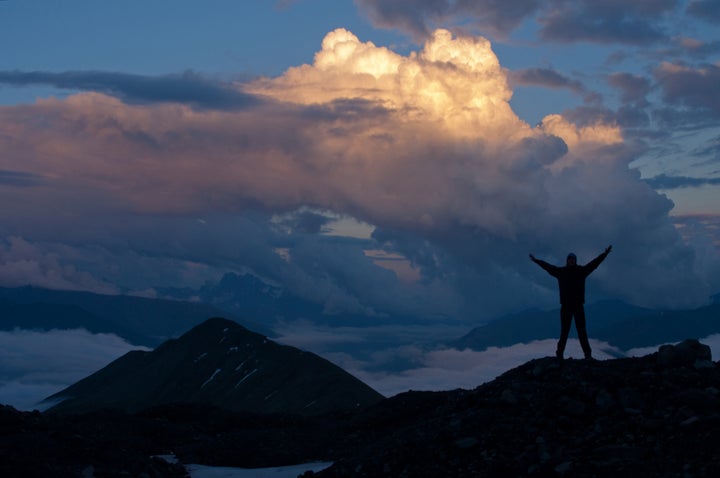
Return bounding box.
[314,338,720,477]
[1,339,719,477]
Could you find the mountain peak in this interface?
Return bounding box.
[181,316,255,341]
[45,317,383,415]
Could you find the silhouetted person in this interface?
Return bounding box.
[529,245,612,360]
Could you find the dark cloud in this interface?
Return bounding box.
[509,68,587,96]
[0,70,260,110]
[275,210,334,234]
[669,38,720,59]
[653,63,720,119]
[687,0,720,23]
[354,0,452,40]
[356,0,540,39]
[0,170,44,187]
[607,73,652,104]
[672,215,720,253]
[537,0,674,45]
[356,0,677,45]
[644,173,720,189]
[615,106,652,129]
[692,134,720,158]
[452,0,542,37]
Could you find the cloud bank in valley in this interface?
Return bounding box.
[0,329,147,410]
[0,28,718,321]
[340,333,720,397]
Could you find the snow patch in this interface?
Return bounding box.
[264,390,278,401]
[201,368,222,388]
[194,352,208,363]
[157,455,332,478]
[186,461,333,477]
[235,369,258,388]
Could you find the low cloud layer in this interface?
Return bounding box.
[317,334,720,397]
[0,28,718,322]
[5,327,719,410]
[0,329,146,410]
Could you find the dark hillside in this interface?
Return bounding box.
[44,317,383,415]
[315,339,720,477]
[2,339,719,477]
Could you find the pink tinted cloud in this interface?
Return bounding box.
[0,28,717,310]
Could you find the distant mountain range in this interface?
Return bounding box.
[451,300,720,352]
[158,271,425,327]
[0,285,269,347]
[43,317,384,415]
[4,282,720,357]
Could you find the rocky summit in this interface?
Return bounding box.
[313,338,720,477]
[2,339,720,477]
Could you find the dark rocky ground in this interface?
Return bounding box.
[2,339,720,477]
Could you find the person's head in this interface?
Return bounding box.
[566,253,577,266]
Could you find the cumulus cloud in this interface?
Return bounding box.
[0,329,147,410]
[0,27,718,320]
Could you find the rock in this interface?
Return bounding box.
[658,339,712,367]
[501,388,518,404]
[454,437,478,449]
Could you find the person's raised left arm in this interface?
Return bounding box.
[584,245,612,274]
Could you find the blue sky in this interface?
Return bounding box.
[1,0,719,319]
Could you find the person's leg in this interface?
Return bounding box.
[574,305,592,359]
[557,306,572,359]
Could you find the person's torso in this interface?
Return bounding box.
[556,265,588,304]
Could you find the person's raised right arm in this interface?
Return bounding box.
[530,254,558,276]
